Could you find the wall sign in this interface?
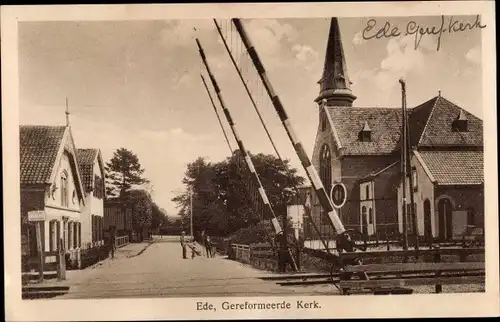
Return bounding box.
[330,183,347,209]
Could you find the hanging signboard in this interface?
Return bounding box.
[28,210,46,222]
[330,183,347,209]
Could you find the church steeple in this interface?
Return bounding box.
[315,18,356,107]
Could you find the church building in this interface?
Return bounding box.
[306,18,484,243]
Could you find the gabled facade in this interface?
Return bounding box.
[20,125,86,270]
[308,17,484,242]
[397,97,484,241]
[77,148,106,249]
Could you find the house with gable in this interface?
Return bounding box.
[307,18,484,243]
[397,96,484,241]
[20,125,86,271]
[76,148,106,249]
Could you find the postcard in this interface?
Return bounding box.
[2,1,498,320]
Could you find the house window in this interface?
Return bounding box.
[78,223,82,248]
[412,167,418,191]
[368,208,373,224]
[56,221,61,250]
[61,171,68,207]
[365,185,370,200]
[92,216,96,243]
[93,175,104,199]
[68,221,73,249]
[73,222,78,248]
[319,144,332,194]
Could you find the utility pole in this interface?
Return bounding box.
[399,79,409,251]
[403,81,419,253]
[190,186,193,239]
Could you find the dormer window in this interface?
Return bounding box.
[359,121,372,142]
[452,109,468,132]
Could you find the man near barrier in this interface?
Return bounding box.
[180,231,187,259]
[204,234,213,258]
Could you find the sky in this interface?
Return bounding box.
[18,15,483,216]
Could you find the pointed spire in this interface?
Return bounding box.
[65,97,70,127]
[315,18,356,107]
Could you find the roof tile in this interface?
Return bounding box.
[77,149,98,192]
[327,107,402,155]
[418,97,483,147]
[418,150,483,185]
[20,125,66,185]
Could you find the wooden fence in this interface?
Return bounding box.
[116,235,129,248]
[230,243,280,272]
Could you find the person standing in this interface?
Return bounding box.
[109,228,116,259]
[204,234,212,258]
[180,231,187,259]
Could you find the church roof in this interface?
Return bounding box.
[326,95,483,156]
[326,107,402,155]
[20,125,67,185]
[411,96,483,147]
[417,150,483,185]
[77,149,99,192]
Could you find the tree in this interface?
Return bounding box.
[105,148,149,199]
[125,189,153,240]
[151,203,170,232]
[172,152,305,238]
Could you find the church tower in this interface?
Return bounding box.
[315,18,356,107]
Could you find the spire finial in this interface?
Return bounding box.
[438,90,441,97]
[65,97,70,127]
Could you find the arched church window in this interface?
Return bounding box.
[319,144,332,194]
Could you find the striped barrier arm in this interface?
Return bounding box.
[232,18,354,253]
[196,38,298,271]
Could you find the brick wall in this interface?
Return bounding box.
[341,155,398,228]
[435,185,484,229]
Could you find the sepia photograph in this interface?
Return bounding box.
[2,2,498,320]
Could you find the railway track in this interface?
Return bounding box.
[259,267,485,294]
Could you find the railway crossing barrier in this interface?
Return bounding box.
[338,247,485,295]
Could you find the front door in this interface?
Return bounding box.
[438,198,453,241]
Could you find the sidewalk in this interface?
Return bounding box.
[23,240,155,290]
[99,240,155,261]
